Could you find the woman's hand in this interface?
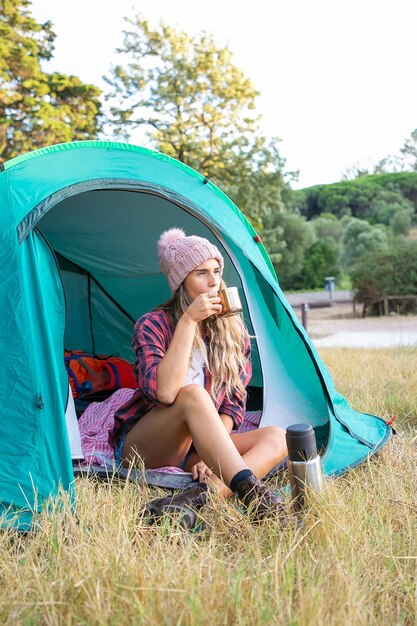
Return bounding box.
[184,291,222,323]
[191,460,213,482]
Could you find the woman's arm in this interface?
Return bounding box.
[156,314,196,404]
[156,292,221,404]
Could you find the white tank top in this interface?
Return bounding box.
[183,349,205,387]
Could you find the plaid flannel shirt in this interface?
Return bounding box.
[108,309,252,448]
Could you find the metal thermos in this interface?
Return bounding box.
[286,424,324,511]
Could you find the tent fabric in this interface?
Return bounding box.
[0,141,391,530]
[0,228,72,530]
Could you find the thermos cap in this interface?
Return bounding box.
[286,423,318,461]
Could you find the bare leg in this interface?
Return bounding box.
[183,426,287,497]
[122,385,248,486]
[231,426,288,477]
[123,385,287,493]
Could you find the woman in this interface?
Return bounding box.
[109,228,288,523]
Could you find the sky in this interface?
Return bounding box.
[30,0,417,189]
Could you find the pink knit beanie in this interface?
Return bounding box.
[157,228,224,293]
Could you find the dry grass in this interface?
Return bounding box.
[1,348,416,625]
[320,347,417,430]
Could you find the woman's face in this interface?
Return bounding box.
[183,258,221,301]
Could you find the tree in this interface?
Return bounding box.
[341,162,370,181]
[105,17,282,186]
[389,208,414,236]
[225,138,289,256]
[291,240,340,290]
[105,15,293,266]
[367,190,415,235]
[400,128,417,171]
[0,0,101,163]
[311,214,343,246]
[340,217,389,272]
[317,190,351,218]
[273,213,315,288]
[351,240,417,309]
[294,173,417,222]
[373,154,404,174]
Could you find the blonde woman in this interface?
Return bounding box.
[109,228,288,523]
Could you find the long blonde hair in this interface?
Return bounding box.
[159,279,249,400]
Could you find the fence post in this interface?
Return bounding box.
[301,303,309,331]
[324,276,335,306]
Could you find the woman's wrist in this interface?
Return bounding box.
[181,310,199,325]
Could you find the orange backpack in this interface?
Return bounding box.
[64,350,137,398]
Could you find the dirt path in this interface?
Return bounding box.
[294,302,417,347]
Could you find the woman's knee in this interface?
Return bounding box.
[174,385,219,428]
[175,384,213,410]
[259,426,287,452]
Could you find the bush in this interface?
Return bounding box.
[351,239,417,311]
[290,240,340,290]
[294,172,417,220]
[340,218,390,272]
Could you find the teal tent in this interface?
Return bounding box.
[0,141,391,530]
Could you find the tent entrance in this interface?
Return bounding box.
[36,187,265,409]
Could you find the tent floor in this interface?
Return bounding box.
[73,464,194,490]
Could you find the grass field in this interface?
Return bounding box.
[1,348,416,625]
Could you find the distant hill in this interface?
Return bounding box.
[293,171,417,220]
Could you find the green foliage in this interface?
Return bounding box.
[293,172,417,223]
[389,207,414,236]
[340,217,390,272]
[285,208,342,290]
[0,0,101,163]
[290,240,340,290]
[368,190,414,235]
[351,239,417,304]
[272,213,315,287]
[310,214,343,246]
[290,173,417,289]
[318,190,353,217]
[226,139,290,258]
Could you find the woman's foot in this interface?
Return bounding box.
[143,482,208,529]
[234,474,287,522]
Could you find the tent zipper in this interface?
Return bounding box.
[34,226,69,412]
